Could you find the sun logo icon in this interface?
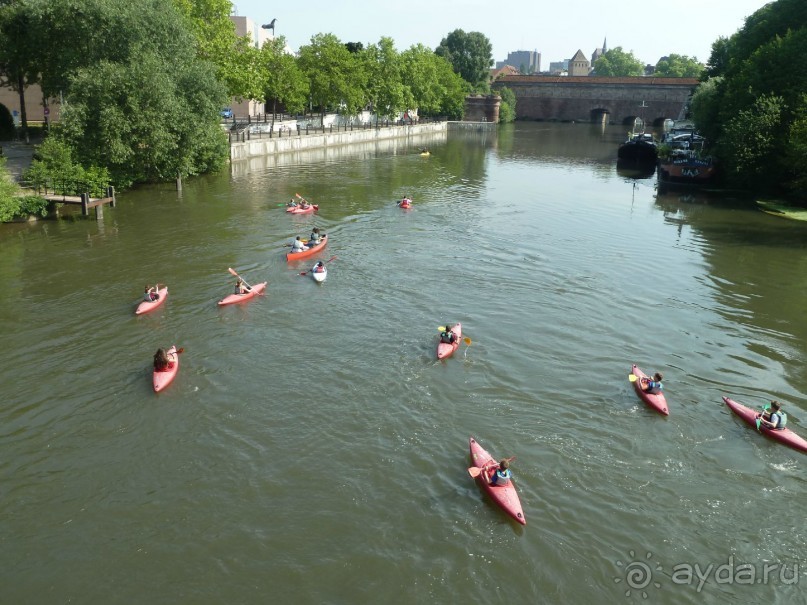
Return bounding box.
[614,550,663,599]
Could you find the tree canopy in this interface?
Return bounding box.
[261,36,308,117]
[0,0,473,190]
[435,29,492,90]
[694,0,807,196]
[654,54,704,78]
[592,47,644,76]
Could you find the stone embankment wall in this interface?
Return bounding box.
[230,122,448,162]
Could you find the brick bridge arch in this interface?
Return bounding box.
[492,75,698,125]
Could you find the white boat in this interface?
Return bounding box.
[311,263,327,283]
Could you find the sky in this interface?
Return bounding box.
[231,0,771,67]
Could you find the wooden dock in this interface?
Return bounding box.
[40,186,116,218]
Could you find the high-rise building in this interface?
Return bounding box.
[501,50,541,74]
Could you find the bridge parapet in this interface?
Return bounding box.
[492,75,698,125]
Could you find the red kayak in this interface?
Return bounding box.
[286,235,328,262]
[723,396,807,454]
[217,281,267,306]
[469,437,526,525]
[153,345,179,392]
[437,323,462,359]
[286,204,319,214]
[630,364,669,415]
[135,286,168,315]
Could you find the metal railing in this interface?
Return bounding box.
[227,115,447,144]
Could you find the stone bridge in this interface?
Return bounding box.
[492,76,699,125]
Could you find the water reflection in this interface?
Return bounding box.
[616,158,656,180]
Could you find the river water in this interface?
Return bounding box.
[1,123,804,604]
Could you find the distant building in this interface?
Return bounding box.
[228,15,284,117]
[568,49,590,76]
[591,37,607,66]
[230,15,273,49]
[548,60,569,74]
[497,50,541,74]
[491,65,521,81]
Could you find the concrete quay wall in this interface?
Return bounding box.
[230,122,448,162]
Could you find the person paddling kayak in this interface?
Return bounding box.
[234,278,251,295]
[153,348,175,372]
[641,372,664,394]
[308,227,324,246]
[758,400,788,430]
[290,236,309,253]
[144,284,161,301]
[439,325,458,344]
[489,459,512,486]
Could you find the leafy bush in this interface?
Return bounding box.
[498,87,516,123]
[22,136,110,197]
[18,195,49,217]
[0,157,50,221]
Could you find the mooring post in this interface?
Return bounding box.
[176,174,182,192]
[80,192,89,216]
[107,185,116,207]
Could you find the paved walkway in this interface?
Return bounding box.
[1,139,37,182]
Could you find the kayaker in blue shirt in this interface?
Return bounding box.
[489,460,512,486]
[308,227,322,246]
[759,400,787,430]
[641,372,664,394]
[440,325,457,344]
[287,198,298,207]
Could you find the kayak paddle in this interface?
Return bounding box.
[227,267,256,291]
[756,403,771,431]
[467,456,516,478]
[299,256,337,275]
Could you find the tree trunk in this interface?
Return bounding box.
[16,70,28,140]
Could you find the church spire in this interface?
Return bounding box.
[603,37,607,52]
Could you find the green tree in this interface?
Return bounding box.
[0,1,38,136]
[23,137,110,196]
[719,94,786,191]
[298,33,365,119]
[58,52,227,187]
[593,47,644,76]
[433,54,466,119]
[689,76,724,143]
[225,35,266,103]
[704,36,732,79]
[171,0,246,97]
[363,37,409,122]
[785,94,807,197]
[435,29,492,90]
[498,87,516,123]
[261,36,308,118]
[25,0,196,101]
[654,54,704,78]
[400,44,443,116]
